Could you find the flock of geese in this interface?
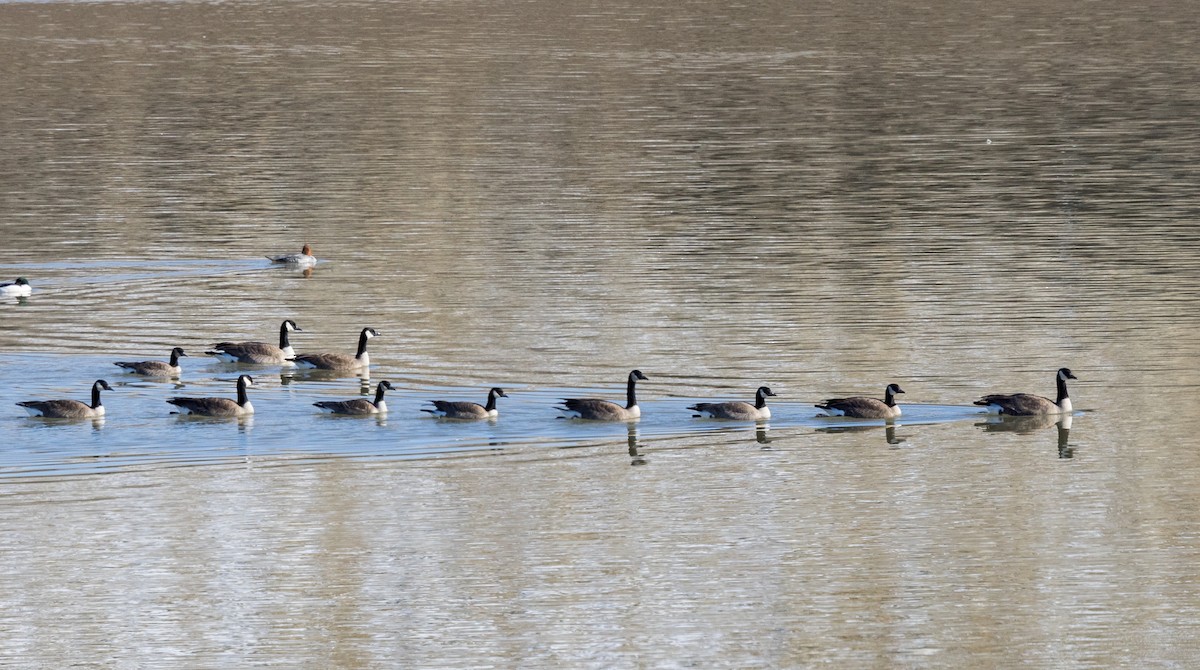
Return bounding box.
[7,247,1079,424]
[12,326,1079,424]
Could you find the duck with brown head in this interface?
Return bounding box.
[266,244,316,267]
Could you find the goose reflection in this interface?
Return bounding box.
[627,424,647,466]
[815,423,906,446]
[281,367,371,383]
[755,423,772,446]
[975,413,1074,458]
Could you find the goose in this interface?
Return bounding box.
[167,375,254,416]
[266,244,316,266]
[422,387,508,419]
[816,383,905,419]
[114,347,187,377]
[207,319,302,364]
[291,327,378,371]
[17,379,112,418]
[0,277,32,298]
[974,367,1076,415]
[557,370,648,421]
[688,386,776,420]
[314,380,394,415]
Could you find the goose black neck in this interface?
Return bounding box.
[169,349,181,366]
[91,382,104,409]
[237,378,250,406]
[884,389,897,407]
[755,389,769,409]
[485,389,499,411]
[374,383,388,405]
[356,330,371,358]
[626,374,639,409]
[1056,374,1070,404]
[279,322,292,349]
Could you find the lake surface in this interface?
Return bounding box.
[3,0,1200,666]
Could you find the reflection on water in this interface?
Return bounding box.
[978,413,1075,459]
[3,0,1200,666]
[817,422,907,447]
[626,423,646,466]
[755,423,771,446]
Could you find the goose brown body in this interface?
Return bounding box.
[688,386,776,420]
[167,375,254,417]
[314,381,393,415]
[292,327,378,371]
[816,383,905,419]
[208,320,302,364]
[114,347,187,377]
[974,368,1076,415]
[423,387,507,419]
[558,370,648,421]
[18,380,112,418]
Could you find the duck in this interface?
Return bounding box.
[207,319,302,364]
[114,347,187,377]
[0,277,32,298]
[266,244,316,267]
[422,387,508,419]
[557,370,648,421]
[688,386,776,420]
[291,327,378,371]
[816,383,905,419]
[167,375,254,416]
[974,367,1076,415]
[313,380,394,415]
[17,379,112,418]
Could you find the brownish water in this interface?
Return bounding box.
[2,0,1200,666]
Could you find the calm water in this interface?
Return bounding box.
[3,0,1200,666]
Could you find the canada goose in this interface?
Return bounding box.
[291,327,378,371]
[114,347,187,377]
[422,387,508,419]
[266,244,316,266]
[688,386,776,420]
[314,380,394,415]
[974,367,1076,415]
[207,319,302,364]
[17,379,112,418]
[0,277,31,297]
[557,370,648,421]
[816,383,905,419]
[167,375,254,416]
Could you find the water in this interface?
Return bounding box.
[3,0,1200,666]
